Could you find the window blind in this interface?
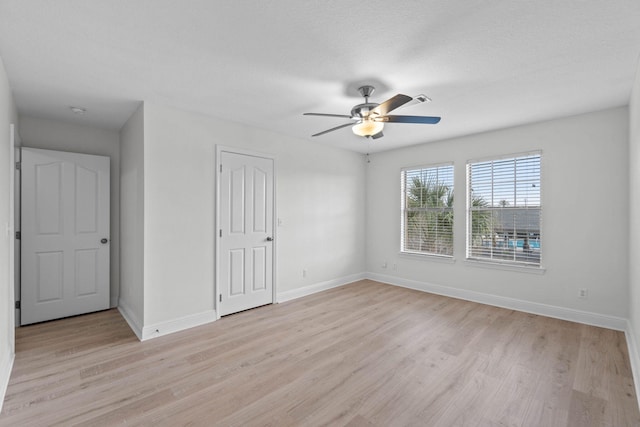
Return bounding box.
[467,153,541,266]
[401,164,454,256]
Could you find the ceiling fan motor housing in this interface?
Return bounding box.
[351,103,379,119]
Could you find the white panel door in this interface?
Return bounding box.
[219,151,274,316]
[21,148,110,325]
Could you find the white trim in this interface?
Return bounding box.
[272,158,278,308]
[8,124,15,335]
[464,259,546,274]
[141,309,217,341]
[625,320,640,411]
[0,353,15,414]
[277,273,366,303]
[366,272,627,331]
[466,149,543,165]
[399,251,456,264]
[117,299,143,341]
[216,145,274,160]
[401,160,454,173]
[214,146,219,319]
[215,145,277,319]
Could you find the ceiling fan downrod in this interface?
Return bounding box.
[358,85,375,103]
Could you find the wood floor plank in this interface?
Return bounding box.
[1,280,638,426]
[477,363,540,425]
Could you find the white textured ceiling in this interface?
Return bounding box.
[1,1,639,153]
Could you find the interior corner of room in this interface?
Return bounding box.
[1,2,640,424]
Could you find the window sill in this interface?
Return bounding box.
[399,251,456,264]
[464,258,546,274]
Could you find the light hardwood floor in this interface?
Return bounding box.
[1,280,639,426]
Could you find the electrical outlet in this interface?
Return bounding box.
[302,269,307,278]
[381,261,387,269]
[392,263,398,271]
[579,288,588,299]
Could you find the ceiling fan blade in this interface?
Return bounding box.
[303,113,353,119]
[370,94,413,116]
[376,115,441,124]
[311,122,354,137]
[401,94,432,109]
[371,131,384,139]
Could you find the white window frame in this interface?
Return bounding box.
[466,152,542,268]
[401,162,455,258]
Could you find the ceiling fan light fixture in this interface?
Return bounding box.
[352,119,384,137]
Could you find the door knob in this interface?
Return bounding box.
[100,238,109,244]
[266,236,273,241]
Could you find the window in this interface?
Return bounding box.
[401,163,454,256]
[467,153,541,266]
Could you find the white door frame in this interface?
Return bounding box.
[8,125,16,331]
[214,145,277,319]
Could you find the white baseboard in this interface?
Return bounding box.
[141,309,217,341]
[0,353,15,414]
[277,273,366,303]
[117,299,143,341]
[366,273,627,331]
[626,321,640,411]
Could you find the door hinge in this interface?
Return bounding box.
[15,161,20,170]
[219,294,222,302]
[15,231,20,240]
[219,229,222,238]
[219,164,222,173]
[15,301,20,309]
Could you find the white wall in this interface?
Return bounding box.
[0,55,18,412]
[118,104,145,337]
[629,58,640,398]
[367,108,629,321]
[142,102,366,329]
[18,116,121,308]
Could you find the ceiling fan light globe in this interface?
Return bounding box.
[352,120,384,137]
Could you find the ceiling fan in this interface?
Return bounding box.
[303,85,441,139]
